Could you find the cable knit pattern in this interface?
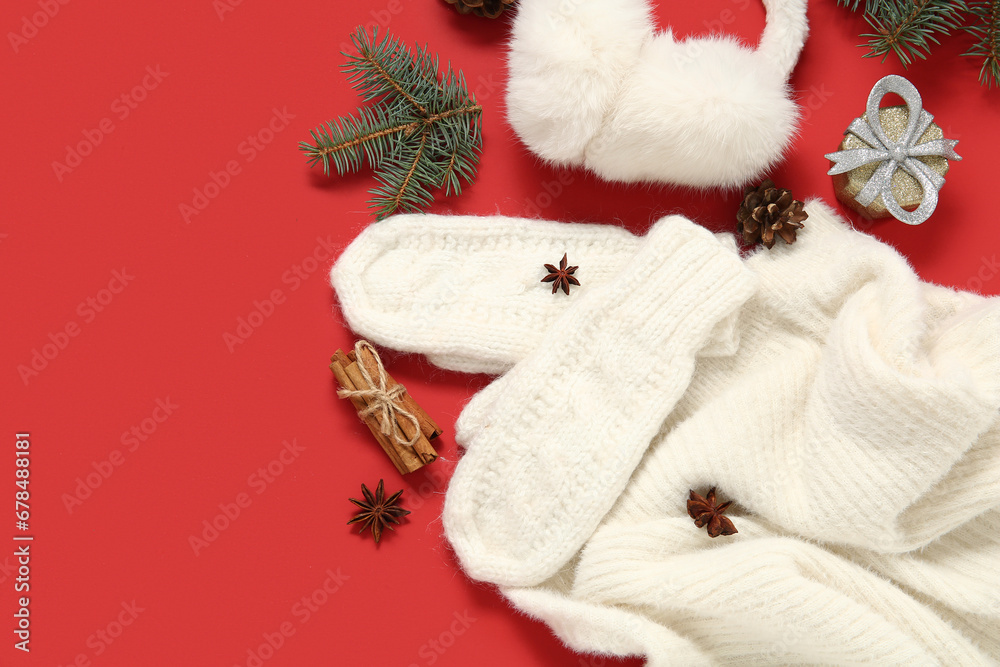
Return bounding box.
[332,214,641,374]
[330,201,1000,665]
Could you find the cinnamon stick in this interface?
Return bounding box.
[331,354,420,474]
[331,347,439,474]
[349,349,442,440]
[341,357,438,466]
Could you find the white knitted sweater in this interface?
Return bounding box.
[332,202,1000,665]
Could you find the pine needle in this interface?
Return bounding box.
[859,0,968,67]
[963,0,1000,87]
[837,0,892,14]
[300,27,483,220]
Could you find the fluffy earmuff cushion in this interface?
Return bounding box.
[506,0,809,189]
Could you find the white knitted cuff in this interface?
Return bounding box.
[443,216,758,587]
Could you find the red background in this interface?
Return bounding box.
[2,0,998,665]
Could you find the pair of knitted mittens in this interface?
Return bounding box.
[332,202,1000,665]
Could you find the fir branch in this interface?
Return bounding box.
[378,131,432,217]
[344,27,431,115]
[963,0,1000,87]
[860,0,968,66]
[302,107,414,177]
[300,28,483,220]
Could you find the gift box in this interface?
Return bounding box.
[826,75,961,226]
[831,105,951,220]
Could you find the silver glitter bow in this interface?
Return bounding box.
[825,75,961,226]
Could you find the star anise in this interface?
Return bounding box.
[541,253,580,295]
[348,479,410,543]
[687,488,737,538]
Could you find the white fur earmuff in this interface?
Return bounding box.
[506,0,809,188]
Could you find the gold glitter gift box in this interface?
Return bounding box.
[831,105,950,219]
[826,75,961,226]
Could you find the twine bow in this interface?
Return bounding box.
[825,75,961,226]
[337,340,420,448]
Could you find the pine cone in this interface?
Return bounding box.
[443,0,516,18]
[737,179,808,249]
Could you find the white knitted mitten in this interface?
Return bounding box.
[442,215,757,585]
[331,213,744,375]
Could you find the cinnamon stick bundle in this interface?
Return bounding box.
[331,345,441,475]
